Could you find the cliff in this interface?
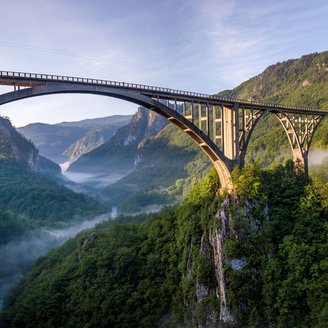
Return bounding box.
[0,116,60,175]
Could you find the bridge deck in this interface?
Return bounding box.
[0,70,327,115]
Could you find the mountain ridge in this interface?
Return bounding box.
[18,114,132,164]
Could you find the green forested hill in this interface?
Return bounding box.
[0,159,104,228]
[0,209,36,245]
[1,164,327,327]
[220,51,328,165]
[221,52,328,107]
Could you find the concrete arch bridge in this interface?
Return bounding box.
[0,71,327,190]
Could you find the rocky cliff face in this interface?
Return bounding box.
[0,116,60,175]
[63,126,120,164]
[121,107,167,146]
[184,194,269,328]
[208,197,234,325]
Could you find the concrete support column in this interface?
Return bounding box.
[292,148,308,173]
[213,160,233,192]
[223,105,239,162]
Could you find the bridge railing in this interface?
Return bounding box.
[0,70,220,100]
[0,71,327,113]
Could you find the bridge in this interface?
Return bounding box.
[0,70,327,189]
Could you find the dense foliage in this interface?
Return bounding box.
[0,159,104,226]
[0,209,36,245]
[0,169,220,328]
[228,162,327,327]
[1,165,327,327]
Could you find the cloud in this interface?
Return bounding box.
[187,0,328,89]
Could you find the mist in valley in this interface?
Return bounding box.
[0,212,115,309]
[62,170,128,189]
[308,148,328,165]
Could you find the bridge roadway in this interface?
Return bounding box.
[0,70,327,189]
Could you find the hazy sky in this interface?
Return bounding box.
[0,0,327,126]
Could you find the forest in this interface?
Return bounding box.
[1,163,327,327]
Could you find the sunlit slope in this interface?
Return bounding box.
[219,51,328,165]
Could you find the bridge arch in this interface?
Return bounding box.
[0,82,233,189]
[239,108,324,170]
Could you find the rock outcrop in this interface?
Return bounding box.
[0,116,60,175]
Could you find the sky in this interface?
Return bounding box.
[0,0,327,127]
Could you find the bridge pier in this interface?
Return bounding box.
[292,148,308,173]
[275,112,324,175]
[223,105,239,163]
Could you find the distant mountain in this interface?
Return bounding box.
[66,107,212,213]
[18,115,131,164]
[68,107,168,174]
[63,126,123,164]
[0,116,60,175]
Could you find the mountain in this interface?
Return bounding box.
[0,159,104,228]
[68,107,168,174]
[219,51,328,166]
[0,116,60,175]
[63,125,120,163]
[18,115,131,164]
[1,52,328,327]
[0,117,107,310]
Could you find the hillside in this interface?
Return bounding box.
[18,115,131,164]
[65,52,328,213]
[219,51,328,165]
[102,124,211,212]
[1,164,326,327]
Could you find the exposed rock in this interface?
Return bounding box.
[82,233,96,250]
[123,107,167,146]
[196,230,211,303]
[68,107,167,174]
[209,196,234,324]
[186,247,193,279]
[230,258,247,271]
[0,116,60,175]
[302,79,311,87]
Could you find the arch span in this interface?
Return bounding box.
[0,82,233,189]
[238,108,324,172]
